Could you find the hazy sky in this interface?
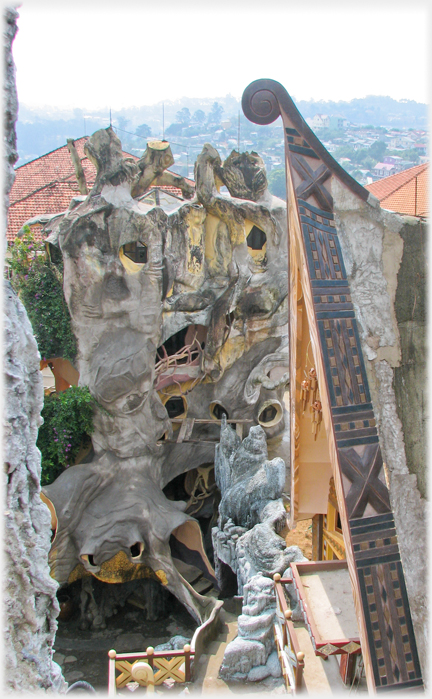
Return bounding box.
[11,0,430,111]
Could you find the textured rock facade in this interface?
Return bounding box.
[36,128,289,627]
[4,286,66,692]
[333,179,428,684]
[3,8,66,693]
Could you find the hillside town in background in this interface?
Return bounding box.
[16,94,428,199]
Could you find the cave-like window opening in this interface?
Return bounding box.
[130,542,142,558]
[247,226,266,250]
[260,405,278,423]
[123,241,148,264]
[165,396,186,418]
[157,327,189,361]
[211,403,229,421]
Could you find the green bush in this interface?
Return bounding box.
[38,386,96,485]
[267,168,286,199]
[9,226,77,362]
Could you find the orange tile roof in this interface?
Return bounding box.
[365,163,428,218]
[7,137,195,244]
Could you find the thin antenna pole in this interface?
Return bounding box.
[110,109,112,127]
[238,111,240,152]
[163,103,165,140]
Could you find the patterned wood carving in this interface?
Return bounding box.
[292,154,333,211]
[351,515,423,690]
[242,79,423,693]
[340,445,391,519]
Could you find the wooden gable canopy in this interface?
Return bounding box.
[242,79,423,693]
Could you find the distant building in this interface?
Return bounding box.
[383,155,402,165]
[310,114,330,129]
[372,162,397,179]
[328,115,347,130]
[365,162,428,217]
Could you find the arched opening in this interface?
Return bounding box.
[164,395,187,419]
[257,400,283,428]
[209,401,229,421]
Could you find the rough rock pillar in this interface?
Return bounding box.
[3,7,66,692]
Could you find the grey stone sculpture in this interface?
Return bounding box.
[216,422,286,530]
[40,126,289,628]
[212,418,307,681]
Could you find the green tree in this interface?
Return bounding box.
[208,102,224,125]
[192,109,206,125]
[334,144,356,161]
[267,169,286,199]
[175,108,191,125]
[135,123,152,138]
[10,227,77,362]
[117,116,130,132]
[399,148,420,164]
[369,140,387,161]
[37,387,96,485]
[165,122,183,136]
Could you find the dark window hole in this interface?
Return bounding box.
[165,396,186,418]
[247,226,266,250]
[130,542,141,558]
[157,326,189,361]
[260,405,278,423]
[123,241,148,264]
[212,403,229,420]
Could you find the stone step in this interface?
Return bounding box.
[172,558,203,586]
[193,578,214,595]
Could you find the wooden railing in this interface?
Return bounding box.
[273,573,305,693]
[108,644,193,695]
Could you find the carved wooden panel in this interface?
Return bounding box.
[242,79,423,693]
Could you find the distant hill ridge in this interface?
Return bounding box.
[16,94,428,167]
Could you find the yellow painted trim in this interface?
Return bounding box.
[155,569,168,586]
[119,247,144,274]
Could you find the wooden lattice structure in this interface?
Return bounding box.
[108,645,192,695]
[242,79,423,693]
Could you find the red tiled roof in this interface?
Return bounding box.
[365,163,428,218]
[10,138,94,206]
[7,137,195,244]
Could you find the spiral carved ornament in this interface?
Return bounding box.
[242,80,282,125]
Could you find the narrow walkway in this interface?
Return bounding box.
[295,623,368,695]
[193,607,239,694]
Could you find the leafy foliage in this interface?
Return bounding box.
[208,102,224,125]
[37,386,96,486]
[192,109,206,125]
[9,226,77,362]
[135,123,152,138]
[176,108,191,125]
[369,140,387,161]
[267,169,286,200]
